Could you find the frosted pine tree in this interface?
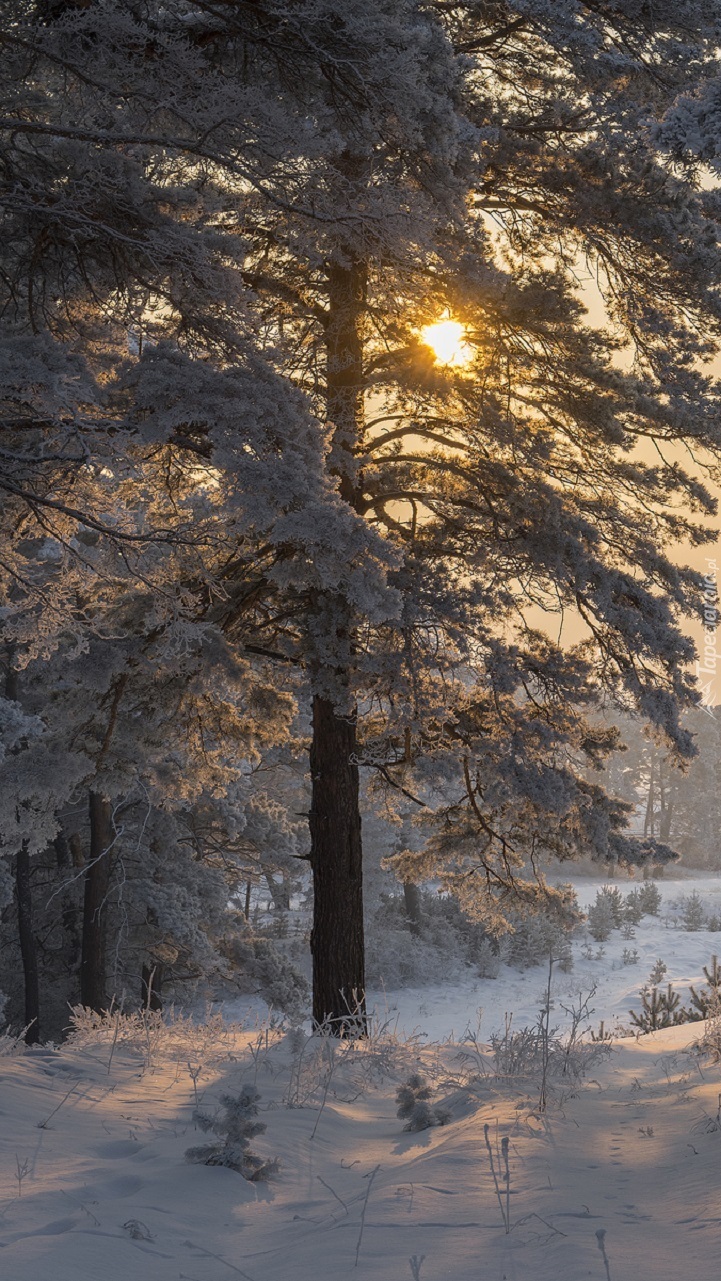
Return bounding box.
[7,1,721,1031]
[186,1086,279,1181]
[396,1074,451,1131]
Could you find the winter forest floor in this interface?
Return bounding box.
[4,870,721,1281]
[1,1013,720,1281]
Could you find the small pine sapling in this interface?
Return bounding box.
[581,943,606,960]
[638,882,662,916]
[600,885,625,927]
[185,1085,279,1180]
[590,1021,613,1043]
[629,983,687,1032]
[688,955,721,1020]
[648,959,668,986]
[681,892,706,932]
[396,1074,450,1131]
[624,890,644,925]
[622,948,639,966]
[557,940,574,973]
[587,895,615,942]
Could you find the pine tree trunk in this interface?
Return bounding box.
[403,881,422,937]
[659,757,674,843]
[309,695,365,1030]
[55,832,81,967]
[643,753,655,838]
[15,847,40,1043]
[308,238,368,1034]
[80,792,114,1012]
[264,870,291,912]
[5,652,40,1044]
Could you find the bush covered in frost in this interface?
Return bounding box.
[365,890,497,987]
[503,911,575,971]
[366,884,580,986]
[219,921,309,1017]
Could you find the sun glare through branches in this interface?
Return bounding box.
[420,316,472,366]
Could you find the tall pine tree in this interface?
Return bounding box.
[6,1,721,1028]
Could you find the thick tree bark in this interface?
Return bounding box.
[15,847,40,1043]
[309,695,365,1030]
[307,240,368,1033]
[80,791,114,1012]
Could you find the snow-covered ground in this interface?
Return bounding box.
[365,872,721,1043]
[4,869,721,1280]
[1,1009,720,1280]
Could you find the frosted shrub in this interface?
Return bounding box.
[186,1085,279,1180]
[396,1074,450,1132]
[489,1018,608,1086]
[220,930,309,1018]
[364,925,467,988]
[366,892,495,988]
[638,882,662,915]
[587,895,615,942]
[503,913,574,972]
[490,1024,544,1076]
[0,1028,26,1057]
[66,1005,270,1069]
[680,891,706,932]
[624,890,644,925]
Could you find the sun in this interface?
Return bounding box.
[420,317,472,367]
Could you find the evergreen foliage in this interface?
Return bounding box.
[680,891,706,932]
[688,955,721,1019]
[649,959,668,986]
[587,896,616,943]
[5,0,721,1026]
[638,883,663,917]
[395,1074,450,1132]
[186,1086,279,1181]
[629,984,686,1033]
[624,891,644,926]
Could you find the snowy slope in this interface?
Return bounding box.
[1,1013,720,1281]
